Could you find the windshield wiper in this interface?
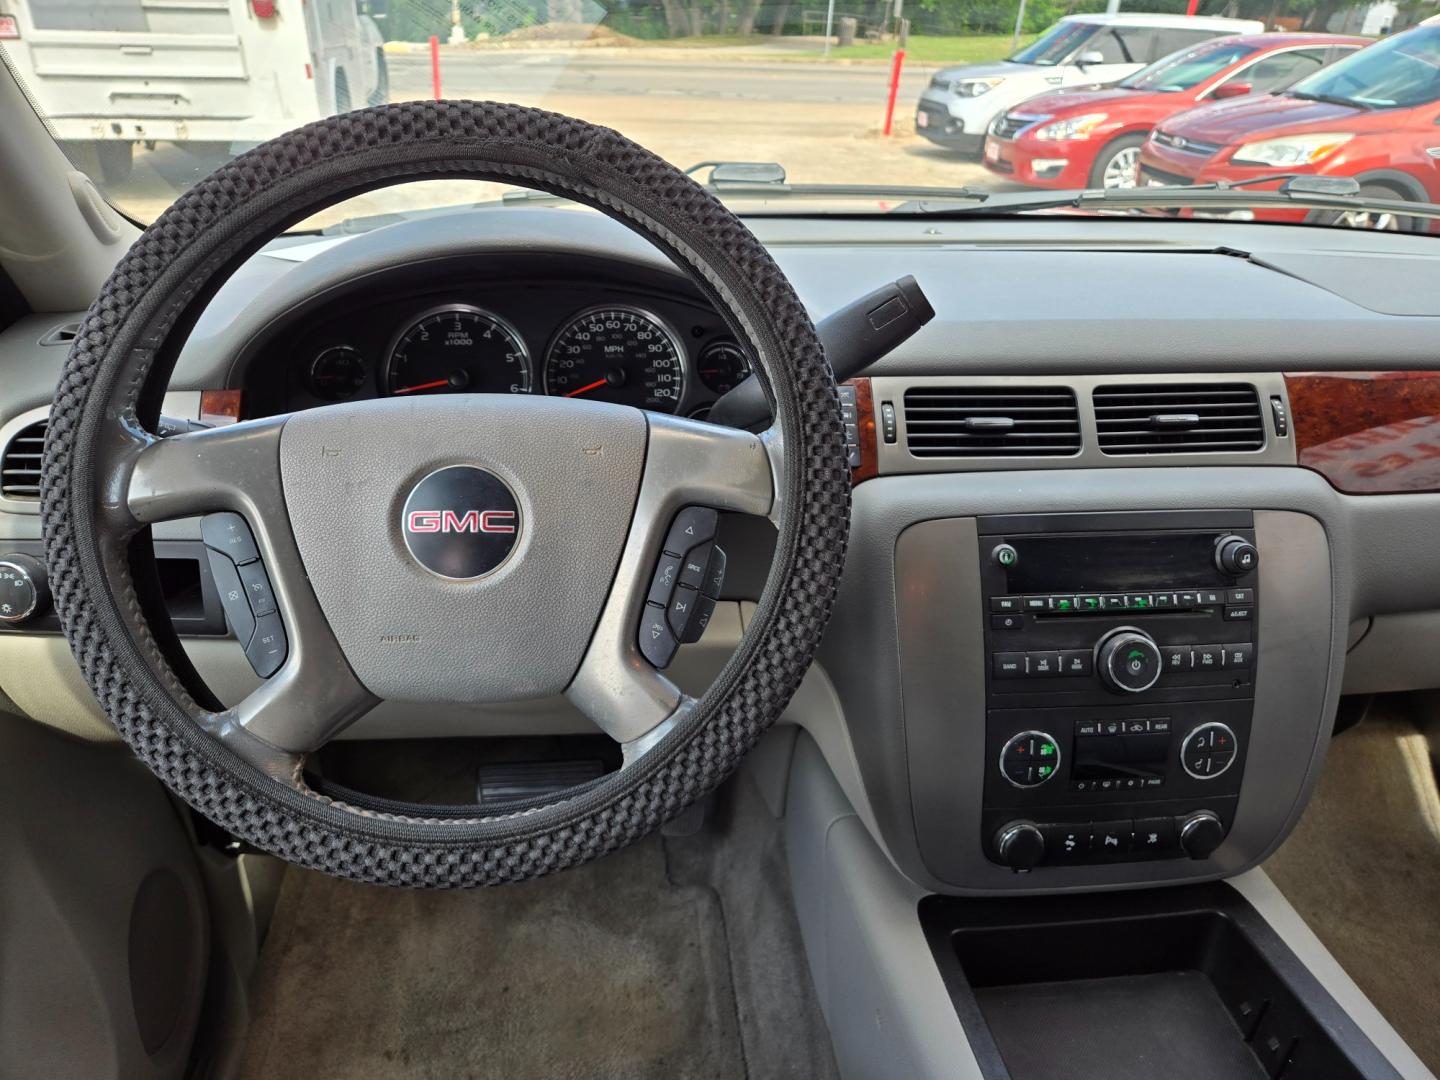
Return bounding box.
[1286,90,1373,110]
[889,174,1440,223]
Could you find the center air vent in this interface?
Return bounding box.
[903,386,1081,458]
[1094,384,1264,455]
[1,416,47,499]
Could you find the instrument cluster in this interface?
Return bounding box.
[259,276,753,420]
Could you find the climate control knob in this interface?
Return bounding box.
[0,553,49,624]
[999,731,1061,788]
[994,821,1045,871]
[1178,810,1226,860]
[1096,628,1162,694]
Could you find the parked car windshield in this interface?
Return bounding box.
[1120,40,1260,92]
[1286,23,1440,107]
[0,2,1434,233]
[1008,21,1096,66]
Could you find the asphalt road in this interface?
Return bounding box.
[387,49,936,107]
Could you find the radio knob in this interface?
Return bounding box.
[994,820,1045,871]
[1215,534,1259,577]
[1096,628,1162,694]
[0,553,49,625]
[1178,810,1226,860]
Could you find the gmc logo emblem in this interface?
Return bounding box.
[406,509,517,535]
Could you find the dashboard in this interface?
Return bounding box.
[239,254,752,421]
[8,207,1440,898]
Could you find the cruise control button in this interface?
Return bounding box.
[201,512,259,565]
[667,584,701,638]
[245,612,288,678]
[206,551,255,649]
[638,602,678,668]
[236,560,277,618]
[677,542,713,591]
[994,652,1027,679]
[647,553,683,608]
[663,507,717,556]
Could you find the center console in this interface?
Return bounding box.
[978,512,1260,871]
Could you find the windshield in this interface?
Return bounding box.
[1286,24,1440,108]
[0,3,1429,233]
[1120,40,1259,92]
[1008,21,1096,66]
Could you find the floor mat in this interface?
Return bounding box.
[1263,707,1440,1074]
[237,836,744,1080]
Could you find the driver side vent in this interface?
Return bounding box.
[1,417,47,499]
[903,386,1081,458]
[1094,383,1264,455]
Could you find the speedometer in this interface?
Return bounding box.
[385,305,531,397]
[543,306,685,413]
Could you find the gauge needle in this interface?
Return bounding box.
[392,379,451,395]
[563,378,609,398]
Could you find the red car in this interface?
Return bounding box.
[983,33,1367,190]
[1138,20,1440,228]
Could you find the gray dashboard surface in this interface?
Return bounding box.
[5,212,1440,433]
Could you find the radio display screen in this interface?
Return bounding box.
[1071,732,1171,782]
[1002,532,1225,593]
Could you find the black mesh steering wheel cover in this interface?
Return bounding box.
[40,102,850,887]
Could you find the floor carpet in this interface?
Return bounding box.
[236,771,837,1080]
[1264,707,1440,1075]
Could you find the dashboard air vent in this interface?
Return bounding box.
[1094,383,1264,455]
[1,417,47,499]
[903,386,1081,458]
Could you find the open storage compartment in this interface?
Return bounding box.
[921,883,1401,1080]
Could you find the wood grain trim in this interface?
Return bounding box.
[1286,371,1440,494]
[199,389,243,427]
[847,377,880,484]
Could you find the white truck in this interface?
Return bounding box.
[0,0,388,181]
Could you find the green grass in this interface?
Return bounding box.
[626,31,1034,63]
[826,33,1033,62]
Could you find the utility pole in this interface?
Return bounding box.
[823,0,836,55]
[1011,0,1027,50]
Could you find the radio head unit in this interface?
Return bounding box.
[976,512,1259,871]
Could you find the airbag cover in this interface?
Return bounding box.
[279,394,646,702]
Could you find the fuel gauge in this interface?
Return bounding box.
[697,341,751,395]
[307,345,367,401]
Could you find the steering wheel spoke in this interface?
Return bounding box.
[125,417,378,755]
[566,413,773,746]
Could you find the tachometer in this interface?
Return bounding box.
[385,305,531,396]
[543,306,685,413]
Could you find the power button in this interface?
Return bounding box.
[992,543,1019,570]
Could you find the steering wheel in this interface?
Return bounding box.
[40,103,850,887]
